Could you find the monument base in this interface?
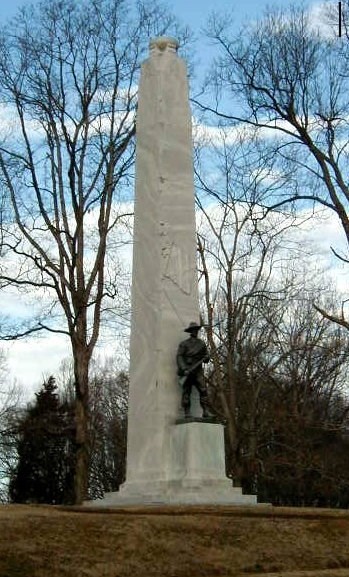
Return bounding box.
[85,421,257,507]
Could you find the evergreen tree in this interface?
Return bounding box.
[9,377,74,504]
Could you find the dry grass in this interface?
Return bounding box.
[1,504,349,576]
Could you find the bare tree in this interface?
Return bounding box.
[198,192,349,494]
[254,293,349,505]
[0,0,184,503]
[194,129,311,485]
[195,5,349,329]
[57,355,128,499]
[88,360,128,499]
[0,350,22,502]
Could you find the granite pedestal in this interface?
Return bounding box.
[88,420,256,506]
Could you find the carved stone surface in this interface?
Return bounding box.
[85,37,257,507]
[124,36,202,489]
[87,421,257,506]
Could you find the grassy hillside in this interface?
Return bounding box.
[1,504,349,576]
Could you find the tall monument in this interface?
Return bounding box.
[124,36,202,494]
[90,37,256,506]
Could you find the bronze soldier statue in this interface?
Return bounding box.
[176,321,210,418]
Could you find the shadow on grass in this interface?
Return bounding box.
[2,556,36,577]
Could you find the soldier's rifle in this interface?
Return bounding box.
[178,357,207,387]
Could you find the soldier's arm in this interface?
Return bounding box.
[176,342,188,374]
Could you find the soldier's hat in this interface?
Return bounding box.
[184,321,202,333]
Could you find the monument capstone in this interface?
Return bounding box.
[87,37,257,506]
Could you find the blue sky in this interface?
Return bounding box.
[0,1,329,88]
[0,1,334,82]
[0,0,322,32]
[0,0,286,24]
[1,0,345,393]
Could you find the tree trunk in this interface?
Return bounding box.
[219,388,240,481]
[73,345,90,505]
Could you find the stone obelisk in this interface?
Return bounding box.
[123,36,201,495]
[88,37,257,506]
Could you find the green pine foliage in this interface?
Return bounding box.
[9,377,74,504]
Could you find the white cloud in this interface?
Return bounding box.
[4,333,71,399]
[308,0,339,38]
[1,202,133,397]
[3,202,347,397]
[294,207,349,293]
[193,115,316,149]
